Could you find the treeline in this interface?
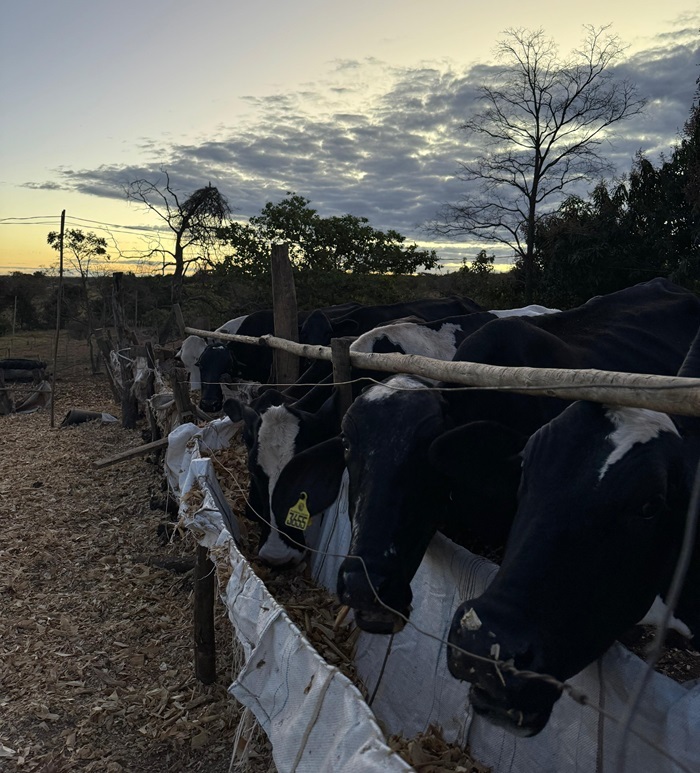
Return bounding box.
[0,267,520,340]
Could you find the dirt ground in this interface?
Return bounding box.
[0,368,272,773]
[0,345,484,773]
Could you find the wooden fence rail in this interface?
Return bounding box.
[184,326,700,417]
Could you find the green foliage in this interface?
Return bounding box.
[448,250,523,308]
[535,83,700,306]
[47,228,109,275]
[216,193,438,278]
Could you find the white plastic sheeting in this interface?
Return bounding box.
[169,420,700,773]
[170,420,413,773]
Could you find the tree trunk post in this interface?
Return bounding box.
[331,337,354,420]
[270,243,299,387]
[194,544,216,684]
[112,272,139,428]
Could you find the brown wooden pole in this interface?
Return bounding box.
[170,366,194,424]
[50,209,65,428]
[270,243,299,387]
[112,273,139,428]
[331,337,354,419]
[173,303,186,338]
[194,544,216,684]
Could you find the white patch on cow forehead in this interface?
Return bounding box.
[363,374,430,402]
[638,595,692,639]
[257,406,301,484]
[598,407,679,480]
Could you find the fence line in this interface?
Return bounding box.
[185,326,700,416]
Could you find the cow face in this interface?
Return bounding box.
[448,401,685,736]
[197,344,240,413]
[226,389,341,567]
[335,375,451,634]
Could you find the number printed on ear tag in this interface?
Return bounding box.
[285,492,311,531]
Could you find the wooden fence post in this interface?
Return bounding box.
[270,243,299,387]
[331,337,354,419]
[112,273,139,428]
[194,544,216,684]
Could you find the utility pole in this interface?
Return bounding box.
[50,210,65,428]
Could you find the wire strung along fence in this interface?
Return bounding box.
[173,321,700,772]
[174,409,699,773]
[183,324,700,416]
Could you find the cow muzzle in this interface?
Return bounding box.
[447,601,561,737]
[337,561,411,634]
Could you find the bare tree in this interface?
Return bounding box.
[126,171,231,302]
[432,25,646,301]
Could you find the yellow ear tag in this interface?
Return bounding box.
[285,492,311,531]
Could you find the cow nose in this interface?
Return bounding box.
[200,398,222,413]
[338,563,386,608]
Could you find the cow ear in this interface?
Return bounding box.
[222,398,259,447]
[271,437,346,524]
[429,421,528,478]
[253,387,289,410]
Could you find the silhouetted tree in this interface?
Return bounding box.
[216,193,438,279]
[536,75,700,305]
[126,172,230,303]
[432,25,646,301]
[47,229,109,372]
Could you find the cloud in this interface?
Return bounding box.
[39,27,700,268]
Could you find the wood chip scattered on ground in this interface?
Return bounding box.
[1,372,274,773]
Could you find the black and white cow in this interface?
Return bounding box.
[446,327,700,737]
[223,380,341,564]
[269,278,700,634]
[349,305,558,361]
[177,316,248,391]
[198,297,484,412]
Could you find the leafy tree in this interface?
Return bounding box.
[432,26,646,301]
[536,76,700,305]
[47,229,110,371]
[126,171,231,302]
[216,193,438,278]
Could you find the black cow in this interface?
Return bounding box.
[446,327,700,737]
[197,303,363,411]
[270,279,700,634]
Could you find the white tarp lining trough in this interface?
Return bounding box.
[168,421,413,773]
[172,327,700,772]
[168,419,700,773]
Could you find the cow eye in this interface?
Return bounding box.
[639,494,666,521]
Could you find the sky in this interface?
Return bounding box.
[1,0,698,275]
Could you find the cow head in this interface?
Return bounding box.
[447,400,688,736]
[333,375,452,634]
[225,387,341,567]
[197,343,240,412]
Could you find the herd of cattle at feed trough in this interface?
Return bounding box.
[176,277,700,740]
